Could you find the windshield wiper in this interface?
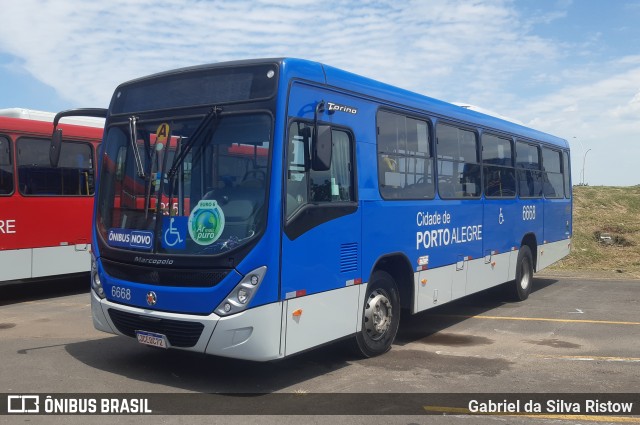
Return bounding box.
[166,106,222,182]
[162,106,222,220]
[129,116,146,178]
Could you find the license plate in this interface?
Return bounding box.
[135,330,168,348]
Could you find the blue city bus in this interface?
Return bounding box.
[55,58,571,360]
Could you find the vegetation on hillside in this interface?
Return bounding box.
[551,185,640,278]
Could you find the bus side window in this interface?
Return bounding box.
[542,147,563,199]
[482,134,515,198]
[516,141,542,198]
[376,110,434,200]
[18,138,94,196]
[563,151,571,198]
[58,141,94,195]
[309,129,353,203]
[286,123,309,217]
[0,136,13,195]
[436,123,480,199]
[286,122,355,218]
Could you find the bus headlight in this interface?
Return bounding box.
[215,266,266,316]
[91,253,105,299]
[237,288,249,304]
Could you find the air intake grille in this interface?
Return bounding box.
[108,309,204,348]
[340,242,359,273]
[101,259,230,287]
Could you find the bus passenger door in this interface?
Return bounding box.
[280,123,361,356]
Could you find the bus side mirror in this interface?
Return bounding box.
[49,107,107,168]
[50,128,63,167]
[311,101,331,171]
[311,124,332,171]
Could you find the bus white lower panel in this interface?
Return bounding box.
[537,238,572,272]
[416,265,454,311]
[283,284,363,357]
[0,249,32,281]
[32,244,90,278]
[205,302,283,361]
[416,251,514,313]
[94,294,219,355]
[91,290,114,333]
[466,251,512,297]
[1,245,90,282]
[93,291,284,361]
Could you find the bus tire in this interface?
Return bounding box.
[354,270,400,358]
[509,245,534,301]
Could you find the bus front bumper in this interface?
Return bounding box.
[91,290,284,361]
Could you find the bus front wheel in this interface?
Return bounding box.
[354,270,400,357]
[509,245,534,301]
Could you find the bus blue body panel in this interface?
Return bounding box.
[281,81,366,298]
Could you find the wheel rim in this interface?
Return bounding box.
[520,258,531,290]
[364,289,393,341]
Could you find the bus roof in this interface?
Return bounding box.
[0,108,105,128]
[0,115,104,140]
[314,60,568,149]
[113,58,568,149]
[452,103,525,126]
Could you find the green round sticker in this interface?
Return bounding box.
[188,200,225,245]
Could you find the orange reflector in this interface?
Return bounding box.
[292,309,303,317]
[491,262,496,267]
[421,279,427,285]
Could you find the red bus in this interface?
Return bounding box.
[106,139,267,218]
[0,108,104,284]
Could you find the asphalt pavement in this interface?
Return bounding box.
[0,274,638,424]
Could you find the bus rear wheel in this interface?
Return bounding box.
[509,245,534,301]
[354,270,400,358]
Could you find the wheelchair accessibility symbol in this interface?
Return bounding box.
[498,208,505,225]
[162,216,187,250]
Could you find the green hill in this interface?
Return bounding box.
[549,185,640,279]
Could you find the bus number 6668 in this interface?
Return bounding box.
[522,205,536,221]
[111,286,131,301]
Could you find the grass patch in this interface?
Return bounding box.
[550,185,640,278]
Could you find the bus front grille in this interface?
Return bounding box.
[101,259,230,287]
[108,309,204,348]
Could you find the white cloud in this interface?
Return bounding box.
[0,0,638,185]
[0,0,558,105]
[520,60,640,186]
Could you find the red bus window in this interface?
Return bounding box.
[17,137,94,196]
[0,136,13,195]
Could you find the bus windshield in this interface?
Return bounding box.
[97,112,271,256]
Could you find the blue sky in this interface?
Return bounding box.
[1,0,639,186]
